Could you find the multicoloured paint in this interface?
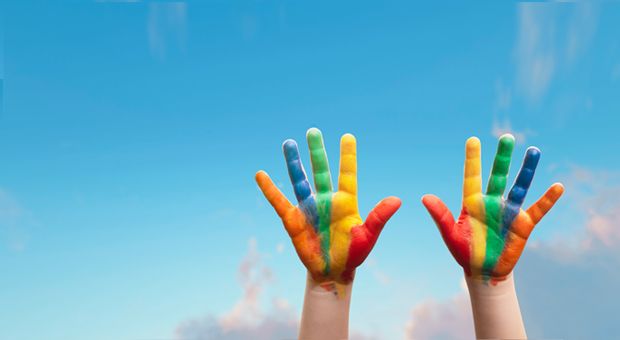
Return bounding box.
[423,135,564,285]
[256,128,401,299]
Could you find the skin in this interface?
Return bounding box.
[422,134,564,285]
[256,128,401,299]
[423,134,564,339]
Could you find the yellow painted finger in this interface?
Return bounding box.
[463,137,482,199]
[338,133,357,196]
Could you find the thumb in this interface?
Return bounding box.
[363,196,402,236]
[421,194,456,237]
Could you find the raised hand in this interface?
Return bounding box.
[256,128,401,298]
[422,134,563,285]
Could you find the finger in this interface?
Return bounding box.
[463,137,482,199]
[283,139,313,203]
[363,196,401,237]
[486,134,515,197]
[506,147,540,207]
[255,171,295,218]
[338,133,357,196]
[307,128,333,194]
[422,194,457,237]
[423,194,471,273]
[526,183,564,225]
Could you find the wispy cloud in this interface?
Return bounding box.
[566,3,597,63]
[0,188,36,251]
[406,164,620,339]
[404,278,474,340]
[491,79,534,145]
[515,3,556,101]
[515,3,598,101]
[175,237,380,339]
[147,3,187,62]
[364,257,390,286]
[174,237,299,340]
[492,117,535,145]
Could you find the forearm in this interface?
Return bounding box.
[466,272,527,339]
[298,272,353,340]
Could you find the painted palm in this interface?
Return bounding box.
[422,135,564,285]
[256,128,401,297]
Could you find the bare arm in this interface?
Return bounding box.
[299,272,354,340]
[466,272,526,339]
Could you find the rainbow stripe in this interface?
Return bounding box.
[456,135,557,284]
[256,128,401,298]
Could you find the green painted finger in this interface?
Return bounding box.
[486,134,515,197]
[307,128,333,194]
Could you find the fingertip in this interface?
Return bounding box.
[421,194,439,206]
[523,147,541,168]
[551,182,565,196]
[282,139,298,156]
[499,133,515,142]
[255,170,267,180]
[306,127,324,148]
[498,134,515,152]
[340,133,357,155]
[306,127,321,139]
[386,196,402,209]
[341,133,356,144]
[255,171,270,189]
[466,137,481,149]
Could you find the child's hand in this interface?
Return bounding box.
[422,134,563,285]
[256,128,401,297]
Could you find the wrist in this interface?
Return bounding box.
[299,271,353,340]
[465,271,516,299]
[306,270,355,300]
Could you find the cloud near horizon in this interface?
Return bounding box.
[404,165,620,339]
[174,238,381,340]
[174,237,299,340]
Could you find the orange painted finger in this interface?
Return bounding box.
[255,171,295,218]
[526,183,564,225]
[463,137,482,199]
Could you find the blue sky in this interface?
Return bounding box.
[1,2,619,340]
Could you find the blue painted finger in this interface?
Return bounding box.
[283,139,313,203]
[506,147,541,207]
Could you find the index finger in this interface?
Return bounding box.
[463,137,482,199]
[338,133,357,196]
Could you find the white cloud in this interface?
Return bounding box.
[566,3,597,63]
[515,4,598,101]
[491,117,535,145]
[147,3,187,62]
[515,3,556,101]
[406,164,620,339]
[404,279,474,340]
[176,237,380,339]
[276,242,285,254]
[175,237,299,340]
[364,257,390,286]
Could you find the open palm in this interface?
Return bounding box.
[422,135,563,285]
[256,128,401,296]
